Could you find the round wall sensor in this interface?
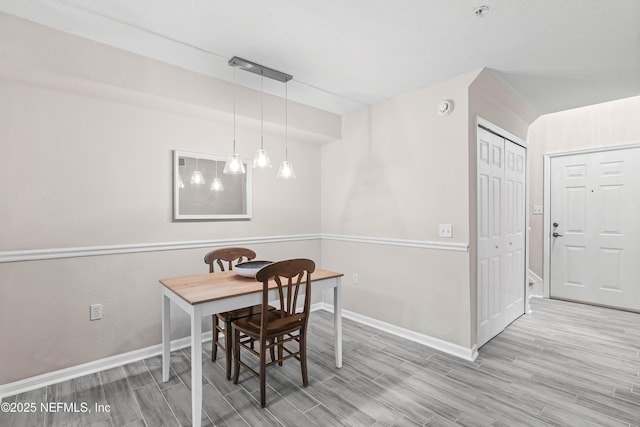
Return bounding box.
[437,100,454,116]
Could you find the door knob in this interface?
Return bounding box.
[553,232,563,237]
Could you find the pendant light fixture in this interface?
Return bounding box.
[223,66,246,174]
[190,158,205,184]
[210,160,224,191]
[277,80,296,179]
[228,56,293,178]
[252,73,272,168]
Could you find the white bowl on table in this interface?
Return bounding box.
[234,261,273,278]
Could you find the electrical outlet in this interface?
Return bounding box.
[352,273,359,285]
[438,224,453,238]
[90,304,102,321]
[533,205,543,215]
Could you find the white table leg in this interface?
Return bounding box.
[191,305,203,427]
[333,278,343,368]
[161,292,171,382]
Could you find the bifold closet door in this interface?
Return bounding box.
[477,127,526,348]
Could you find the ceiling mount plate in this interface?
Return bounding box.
[228,56,293,82]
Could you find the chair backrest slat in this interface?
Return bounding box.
[276,276,285,317]
[291,276,298,315]
[256,259,315,329]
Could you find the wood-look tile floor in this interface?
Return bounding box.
[2,298,640,426]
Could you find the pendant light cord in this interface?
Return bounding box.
[285,81,288,160]
[260,73,264,149]
[233,67,237,154]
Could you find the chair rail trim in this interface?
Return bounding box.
[322,234,469,252]
[0,234,321,263]
[0,233,469,263]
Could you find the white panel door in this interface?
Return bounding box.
[550,147,640,310]
[503,142,526,323]
[477,129,505,347]
[477,127,526,348]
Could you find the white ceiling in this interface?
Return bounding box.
[1,0,639,115]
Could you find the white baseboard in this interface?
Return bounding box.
[1,303,477,400]
[315,302,478,362]
[0,331,212,401]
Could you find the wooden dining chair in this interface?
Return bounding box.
[231,258,315,408]
[204,247,274,380]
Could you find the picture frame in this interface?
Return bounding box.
[173,150,252,220]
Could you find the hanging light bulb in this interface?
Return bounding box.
[277,81,296,180]
[210,177,224,191]
[223,153,245,174]
[224,66,246,174]
[253,148,271,168]
[210,160,224,191]
[253,73,272,168]
[190,158,205,185]
[277,160,296,179]
[190,170,205,184]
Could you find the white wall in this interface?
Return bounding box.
[527,95,640,278]
[0,14,338,384]
[320,68,538,352]
[321,70,479,348]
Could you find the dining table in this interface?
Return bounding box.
[159,267,343,427]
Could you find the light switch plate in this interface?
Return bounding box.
[438,224,453,238]
[533,205,543,215]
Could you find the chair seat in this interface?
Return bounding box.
[217,305,275,322]
[234,309,305,336]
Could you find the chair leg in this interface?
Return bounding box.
[224,320,233,380]
[278,335,283,366]
[300,329,308,387]
[269,338,276,364]
[211,315,219,362]
[260,339,267,408]
[232,327,241,385]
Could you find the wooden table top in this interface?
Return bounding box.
[160,268,343,305]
